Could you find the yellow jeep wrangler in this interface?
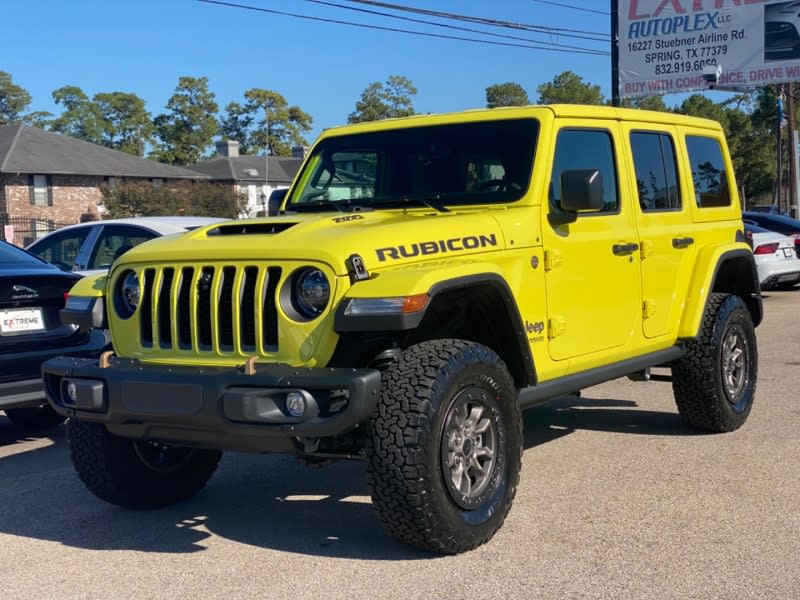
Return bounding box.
[44,105,761,554]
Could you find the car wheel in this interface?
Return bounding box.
[3,404,65,429]
[366,340,522,554]
[671,293,758,432]
[68,419,222,508]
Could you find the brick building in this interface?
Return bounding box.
[0,124,205,246]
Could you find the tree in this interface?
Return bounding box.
[348,75,417,123]
[50,86,103,144]
[219,90,313,157]
[536,70,604,105]
[0,71,32,125]
[485,82,529,108]
[151,76,219,165]
[243,89,313,156]
[618,95,668,111]
[675,94,727,124]
[94,91,154,156]
[219,101,256,154]
[100,180,246,218]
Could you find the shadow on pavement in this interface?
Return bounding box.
[0,392,692,559]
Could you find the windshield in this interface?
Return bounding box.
[287,118,538,212]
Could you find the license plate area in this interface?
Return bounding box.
[783,248,794,258]
[0,308,45,335]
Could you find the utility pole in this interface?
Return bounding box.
[776,85,784,209]
[263,104,270,215]
[611,0,620,107]
[789,84,799,218]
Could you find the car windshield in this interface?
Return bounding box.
[287,118,539,212]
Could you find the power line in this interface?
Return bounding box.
[197,0,609,55]
[343,0,609,40]
[307,0,607,52]
[529,0,610,16]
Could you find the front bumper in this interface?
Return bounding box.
[42,356,381,453]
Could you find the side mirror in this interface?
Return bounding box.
[547,169,604,226]
[267,188,288,216]
[560,169,604,212]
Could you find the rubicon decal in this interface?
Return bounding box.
[375,234,498,262]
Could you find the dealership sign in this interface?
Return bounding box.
[618,0,800,98]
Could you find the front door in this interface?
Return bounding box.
[541,122,641,362]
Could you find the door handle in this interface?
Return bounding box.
[612,242,639,256]
[672,236,695,249]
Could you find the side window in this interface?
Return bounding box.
[685,135,731,208]
[28,227,91,271]
[630,132,681,211]
[88,225,157,270]
[550,129,619,213]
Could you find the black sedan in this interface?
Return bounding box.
[1,240,109,429]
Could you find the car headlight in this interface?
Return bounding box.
[284,267,330,320]
[115,270,140,318]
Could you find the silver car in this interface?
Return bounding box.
[746,222,800,289]
[26,216,227,277]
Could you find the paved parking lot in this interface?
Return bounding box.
[1,289,799,599]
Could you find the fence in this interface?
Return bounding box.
[1,215,79,247]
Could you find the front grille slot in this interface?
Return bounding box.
[135,264,282,356]
[240,267,258,352]
[177,267,194,349]
[262,267,281,351]
[197,266,214,350]
[157,268,174,348]
[218,267,236,351]
[140,268,155,346]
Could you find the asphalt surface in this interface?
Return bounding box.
[1,289,798,599]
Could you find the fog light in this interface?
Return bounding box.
[285,392,306,417]
[66,381,78,404]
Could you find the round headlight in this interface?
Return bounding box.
[117,270,140,318]
[292,268,330,319]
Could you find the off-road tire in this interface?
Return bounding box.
[366,340,522,554]
[68,419,222,508]
[4,405,65,429]
[672,293,757,432]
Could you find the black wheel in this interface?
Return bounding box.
[4,404,65,429]
[366,340,522,554]
[671,293,758,432]
[67,419,222,508]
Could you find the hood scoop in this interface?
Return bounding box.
[207,222,299,236]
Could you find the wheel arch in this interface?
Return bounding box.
[333,273,536,388]
[410,275,536,388]
[678,247,762,339]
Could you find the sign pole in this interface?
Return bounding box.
[611,0,619,107]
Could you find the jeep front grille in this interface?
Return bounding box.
[138,265,282,354]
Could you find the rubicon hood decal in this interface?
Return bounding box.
[375,233,498,262]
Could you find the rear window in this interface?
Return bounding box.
[685,135,731,208]
[0,241,50,268]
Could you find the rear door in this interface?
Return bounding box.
[622,125,697,339]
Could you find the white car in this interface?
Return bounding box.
[746,222,800,289]
[26,216,228,277]
[765,1,800,61]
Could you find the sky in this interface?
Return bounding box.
[2,0,615,145]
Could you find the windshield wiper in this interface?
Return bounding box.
[290,199,345,213]
[371,195,451,213]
